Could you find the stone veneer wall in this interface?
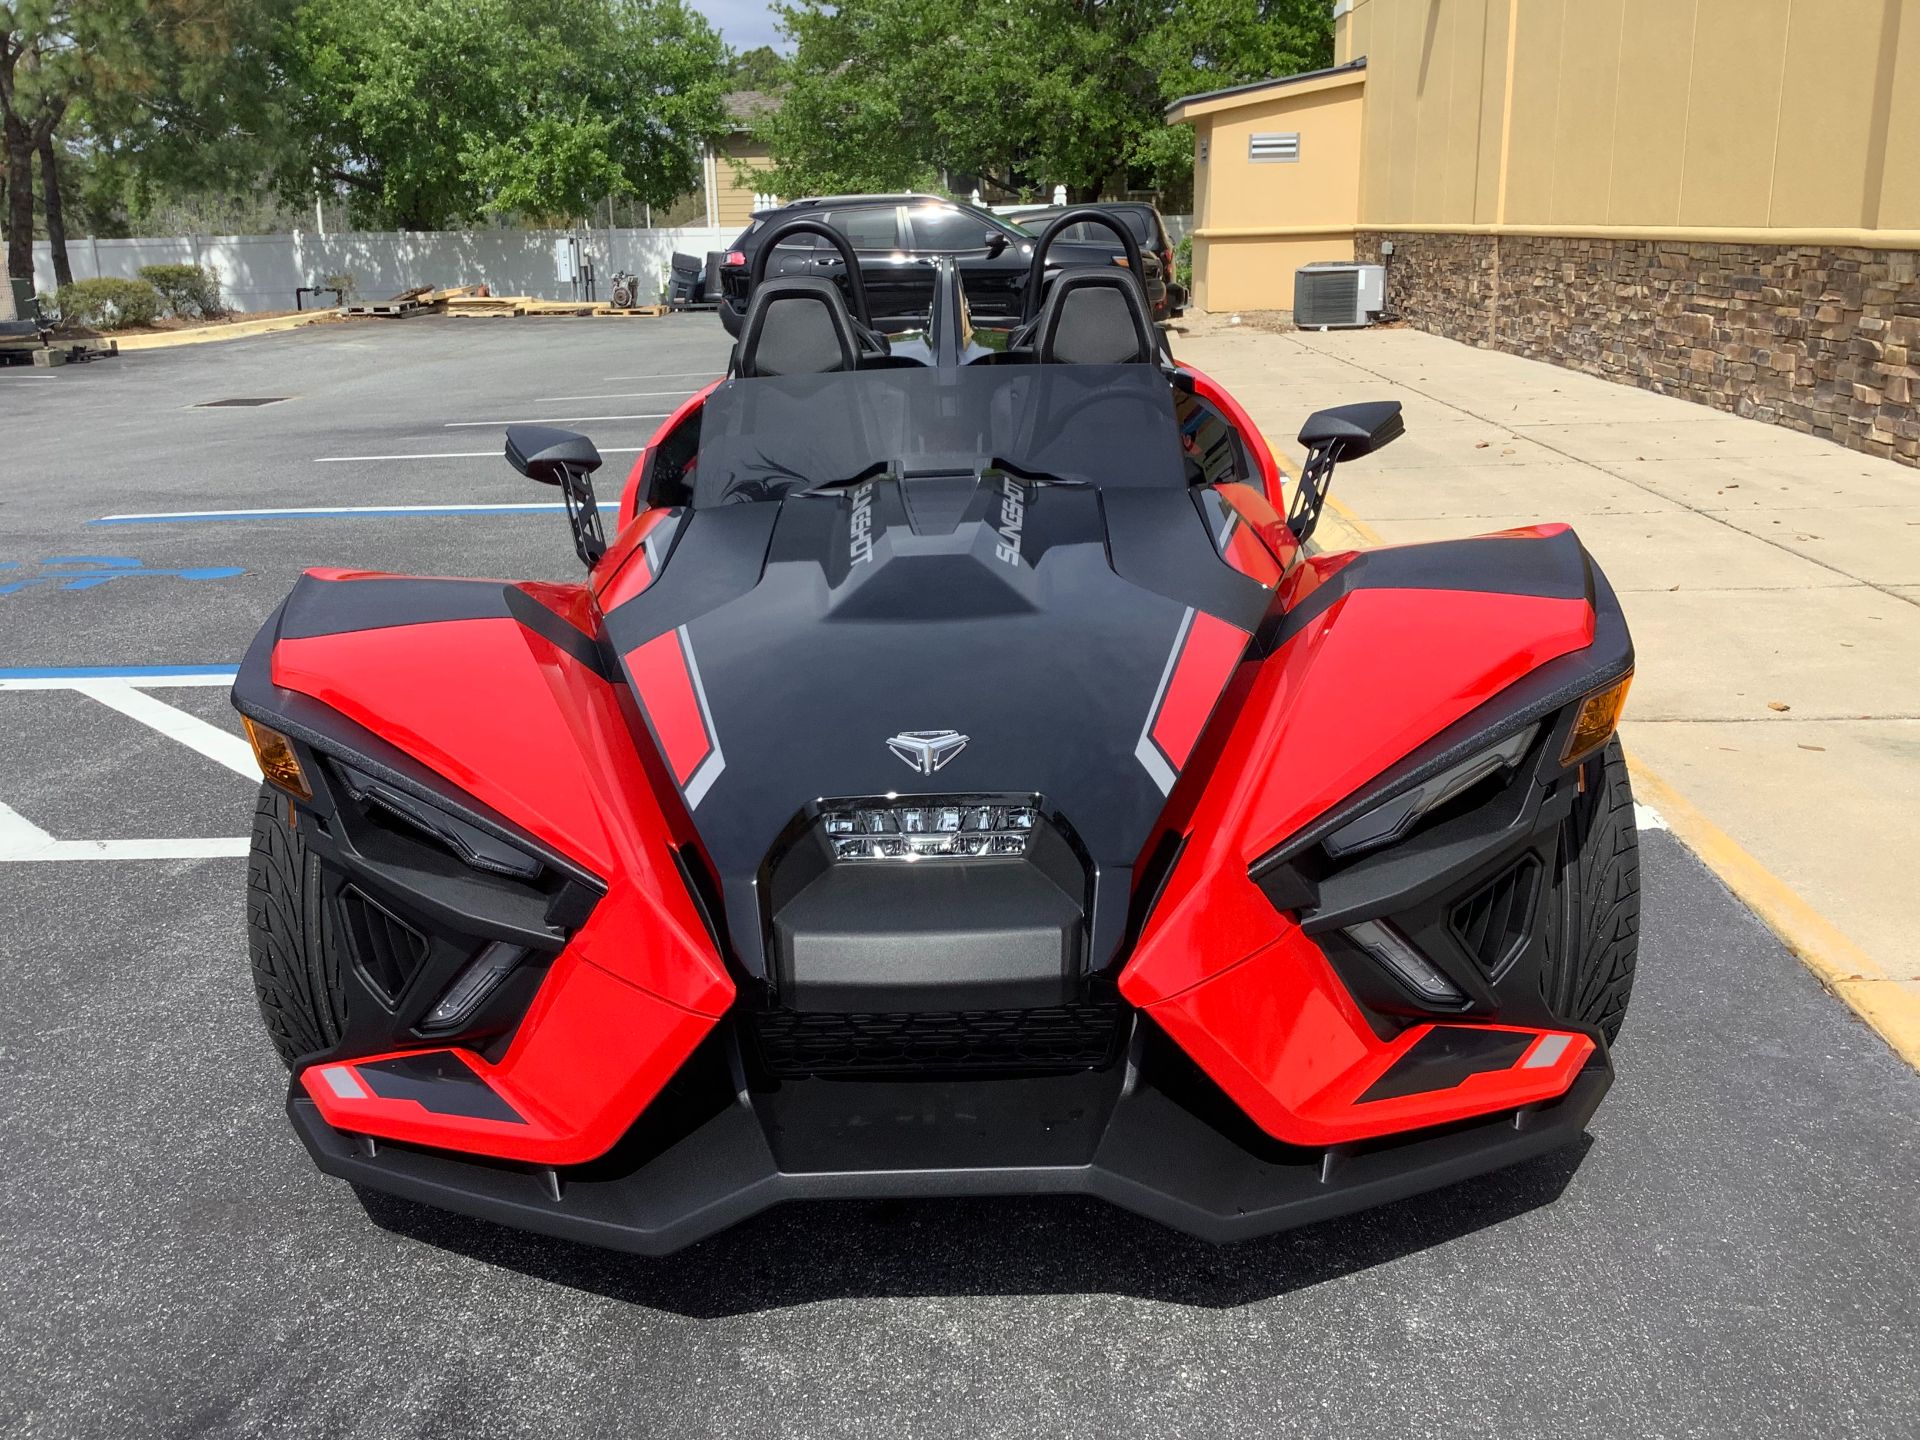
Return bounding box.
[1356,232,1920,467]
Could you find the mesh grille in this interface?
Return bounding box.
[339,887,430,1002]
[752,1002,1125,1076]
[1294,268,1361,327]
[1448,856,1540,978]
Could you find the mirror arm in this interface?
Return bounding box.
[1286,443,1340,545]
[559,465,607,567]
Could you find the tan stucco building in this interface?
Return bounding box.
[1168,61,1366,315]
[1173,0,1920,465]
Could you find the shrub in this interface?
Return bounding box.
[137,262,227,319]
[53,277,165,330]
[1175,234,1192,293]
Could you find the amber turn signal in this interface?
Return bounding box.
[244,716,312,799]
[1561,671,1633,766]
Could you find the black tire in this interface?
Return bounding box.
[246,783,345,1067]
[1544,737,1640,1044]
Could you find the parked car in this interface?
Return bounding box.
[719,194,1172,334]
[1007,201,1185,316]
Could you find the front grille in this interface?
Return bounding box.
[339,887,430,1002]
[1448,856,1540,978]
[751,1001,1126,1077]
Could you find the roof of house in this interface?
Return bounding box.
[1165,58,1367,121]
[723,90,781,128]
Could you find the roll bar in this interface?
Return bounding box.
[747,215,874,329]
[1020,207,1147,323]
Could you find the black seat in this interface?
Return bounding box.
[735,276,861,377]
[1031,267,1157,365]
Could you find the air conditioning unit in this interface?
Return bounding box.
[1293,262,1386,328]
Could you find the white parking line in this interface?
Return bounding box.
[0,669,255,862]
[315,447,643,463]
[442,413,671,428]
[600,371,723,382]
[527,389,698,403]
[67,680,260,779]
[0,800,249,862]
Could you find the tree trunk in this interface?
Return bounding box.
[37,131,69,287]
[3,112,33,282]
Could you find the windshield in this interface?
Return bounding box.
[693,365,1184,508]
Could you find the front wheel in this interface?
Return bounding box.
[1543,737,1640,1043]
[246,784,345,1067]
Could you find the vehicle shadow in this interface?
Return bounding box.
[353,1139,1590,1317]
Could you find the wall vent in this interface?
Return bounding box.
[1249,132,1301,163]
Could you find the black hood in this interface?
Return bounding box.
[602,470,1270,981]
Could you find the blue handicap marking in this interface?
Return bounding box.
[0,555,246,597]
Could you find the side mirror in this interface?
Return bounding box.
[1297,400,1404,460]
[503,424,606,567]
[505,424,603,484]
[983,230,1009,257]
[1287,400,1404,547]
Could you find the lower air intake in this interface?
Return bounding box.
[1449,856,1540,978]
[751,1001,1125,1077]
[339,888,430,1003]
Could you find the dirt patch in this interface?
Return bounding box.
[50,309,347,341]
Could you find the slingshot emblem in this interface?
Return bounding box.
[887,729,969,775]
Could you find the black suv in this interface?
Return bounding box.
[1008,202,1185,317]
[719,194,1170,335]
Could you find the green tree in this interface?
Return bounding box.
[758,0,1331,202]
[280,0,727,229]
[728,45,786,92]
[2,1,284,279]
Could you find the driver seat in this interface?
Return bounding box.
[1031,267,1157,365]
[734,276,862,377]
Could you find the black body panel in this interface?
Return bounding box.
[290,1024,1613,1254]
[601,382,1269,986]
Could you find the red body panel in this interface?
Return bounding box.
[274,598,734,1163]
[1120,579,1597,1145]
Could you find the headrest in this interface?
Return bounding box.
[736,276,860,377]
[1033,267,1156,365]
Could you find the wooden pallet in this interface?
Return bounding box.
[601,305,668,317]
[345,298,441,318]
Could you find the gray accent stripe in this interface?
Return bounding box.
[1521,1034,1572,1069]
[1134,607,1194,795]
[320,1065,366,1099]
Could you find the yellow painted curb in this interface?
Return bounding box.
[1627,758,1920,1070]
[113,311,340,351]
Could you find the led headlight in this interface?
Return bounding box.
[821,803,1037,860]
[1323,725,1538,859]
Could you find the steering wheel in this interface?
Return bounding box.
[747,214,876,333]
[1019,207,1148,324]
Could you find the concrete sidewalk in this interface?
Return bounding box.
[1175,317,1920,1063]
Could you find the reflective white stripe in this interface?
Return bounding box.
[1522,1034,1573,1069]
[320,1065,367,1099]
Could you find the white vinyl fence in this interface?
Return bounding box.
[30,226,736,313]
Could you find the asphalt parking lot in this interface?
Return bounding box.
[2,318,1916,1439]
